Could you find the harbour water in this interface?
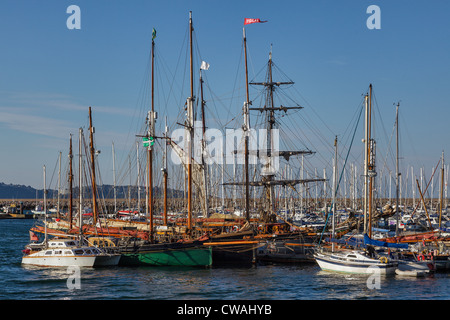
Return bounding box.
[1,219,449,302]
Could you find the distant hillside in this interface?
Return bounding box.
[0,182,183,199]
[0,182,50,199]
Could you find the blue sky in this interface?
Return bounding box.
[0,0,449,195]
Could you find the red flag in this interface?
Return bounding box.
[29,231,39,241]
[244,18,267,25]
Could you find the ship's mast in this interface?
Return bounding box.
[368,85,376,238]
[332,136,338,252]
[57,151,61,219]
[147,27,156,242]
[69,134,73,230]
[395,102,400,237]
[112,142,117,213]
[187,11,195,231]
[43,165,47,244]
[78,127,83,237]
[243,26,250,222]
[363,84,376,237]
[439,151,445,229]
[248,50,313,221]
[223,47,325,220]
[163,117,168,226]
[88,107,99,226]
[200,66,209,219]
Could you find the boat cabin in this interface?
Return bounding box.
[48,239,78,248]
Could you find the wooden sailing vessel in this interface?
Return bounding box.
[214,23,324,265]
[114,12,213,267]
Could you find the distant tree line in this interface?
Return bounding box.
[0,182,184,200]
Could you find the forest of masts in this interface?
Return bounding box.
[38,145,449,219]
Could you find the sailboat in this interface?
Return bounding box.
[215,24,324,265]
[314,85,399,275]
[22,163,120,268]
[116,13,212,267]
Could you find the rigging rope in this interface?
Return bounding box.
[318,101,364,245]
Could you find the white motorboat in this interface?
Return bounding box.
[21,238,120,267]
[22,165,121,268]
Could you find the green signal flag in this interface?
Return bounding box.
[143,136,154,148]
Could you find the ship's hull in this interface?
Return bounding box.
[22,254,98,267]
[119,242,212,267]
[314,251,397,275]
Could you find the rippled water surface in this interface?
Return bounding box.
[1,219,449,300]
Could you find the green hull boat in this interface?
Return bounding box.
[119,242,212,267]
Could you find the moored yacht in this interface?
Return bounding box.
[314,247,398,275]
[21,238,120,268]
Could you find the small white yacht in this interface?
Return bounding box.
[314,248,398,275]
[21,238,120,268]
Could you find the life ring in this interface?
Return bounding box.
[418,254,425,261]
[379,257,388,264]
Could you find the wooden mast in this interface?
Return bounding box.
[69,134,73,230]
[332,136,338,252]
[243,26,250,222]
[78,127,83,237]
[43,165,48,244]
[395,102,400,237]
[363,91,369,235]
[187,11,194,231]
[88,107,99,226]
[368,85,373,237]
[57,151,61,219]
[112,142,117,213]
[163,117,168,226]
[362,84,376,237]
[200,66,209,218]
[148,28,156,242]
[439,151,444,229]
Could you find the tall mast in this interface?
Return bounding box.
[88,107,99,226]
[136,141,141,213]
[363,92,369,235]
[243,26,250,222]
[78,127,83,237]
[147,27,156,242]
[112,142,117,213]
[368,85,373,237]
[200,67,209,218]
[186,11,194,230]
[362,84,376,237]
[264,47,276,215]
[163,117,168,226]
[439,151,445,229]
[395,102,400,237]
[43,165,47,244]
[57,151,61,219]
[332,136,338,252]
[69,134,73,230]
